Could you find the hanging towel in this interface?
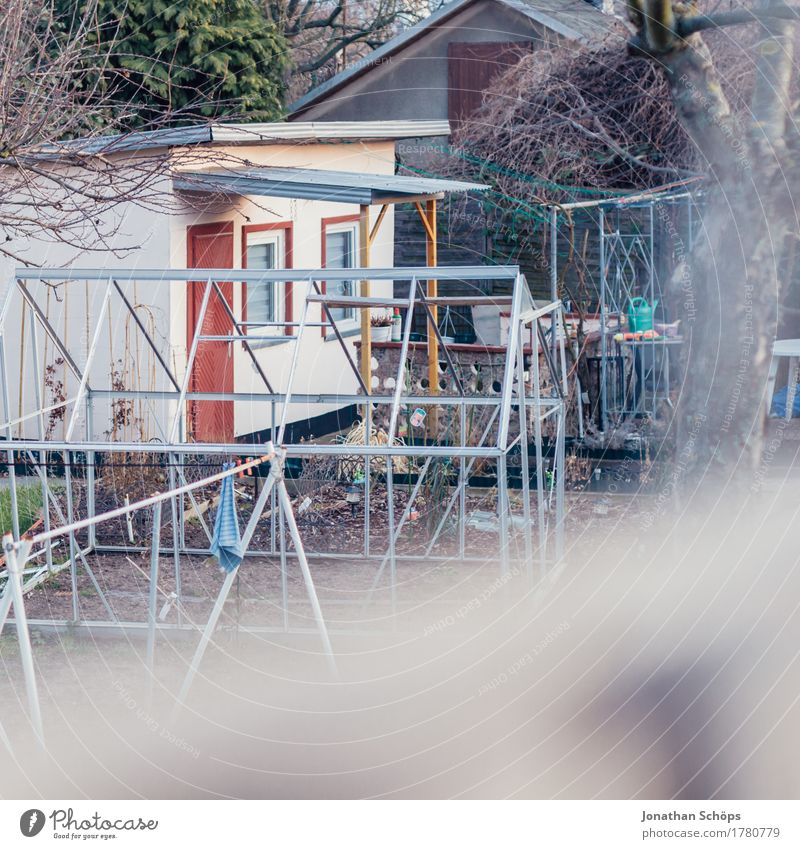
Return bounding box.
[209,464,243,573]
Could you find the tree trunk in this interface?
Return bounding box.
[629,3,797,491]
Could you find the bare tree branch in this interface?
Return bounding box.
[679,3,800,37]
[0,0,285,264]
[270,1,442,100]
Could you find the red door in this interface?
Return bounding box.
[187,222,234,442]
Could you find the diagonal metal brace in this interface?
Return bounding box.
[211,281,275,394]
[415,280,465,396]
[17,280,84,384]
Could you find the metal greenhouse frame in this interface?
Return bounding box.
[547,186,700,432]
[0,264,566,742]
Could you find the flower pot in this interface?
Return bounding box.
[371,325,391,342]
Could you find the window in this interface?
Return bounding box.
[323,220,359,332]
[244,228,286,344]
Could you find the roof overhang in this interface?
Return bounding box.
[173,166,488,205]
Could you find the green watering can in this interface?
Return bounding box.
[627,297,658,333]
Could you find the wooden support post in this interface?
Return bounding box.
[359,204,371,396]
[424,199,438,387]
[359,204,373,558]
[425,199,438,432]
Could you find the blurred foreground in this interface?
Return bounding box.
[1,490,799,799]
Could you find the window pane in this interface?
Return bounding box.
[246,241,277,325]
[325,231,352,268]
[325,229,355,323]
[247,242,275,269]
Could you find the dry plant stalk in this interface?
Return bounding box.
[337,420,410,478]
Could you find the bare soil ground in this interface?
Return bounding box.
[19,480,659,629]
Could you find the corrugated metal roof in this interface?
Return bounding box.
[210,120,452,143]
[289,0,620,115]
[173,166,488,204]
[38,120,452,156]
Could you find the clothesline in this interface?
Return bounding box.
[28,449,276,547]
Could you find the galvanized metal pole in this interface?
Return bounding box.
[28,310,53,572]
[599,207,608,434]
[555,307,568,563]
[278,495,289,632]
[3,535,45,747]
[497,452,510,577]
[86,392,96,551]
[423,407,500,557]
[554,404,566,563]
[172,464,278,716]
[146,501,162,705]
[0,712,12,757]
[649,200,658,420]
[63,279,112,442]
[516,330,534,576]
[550,206,558,369]
[240,456,277,550]
[172,568,237,720]
[530,322,547,579]
[364,409,371,559]
[276,474,336,674]
[63,453,80,622]
[0,334,20,540]
[276,294,310,444]
[0,572,14,634]
[387,283,416,442]
[386,455,397,617]
[270,400,277,556]
[168,460,182,626]
[0,284,21,545]
[18,266,523,284]
[497,277,523,450]
[384,286,417,614]
[168,278,213,444]
[362,456,432,609]
[459,402,467,560]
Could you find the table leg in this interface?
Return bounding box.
[766,354,779,416]
[785,357,799,422]
[664,344,673,408]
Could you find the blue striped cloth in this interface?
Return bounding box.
[209,464,243,573]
